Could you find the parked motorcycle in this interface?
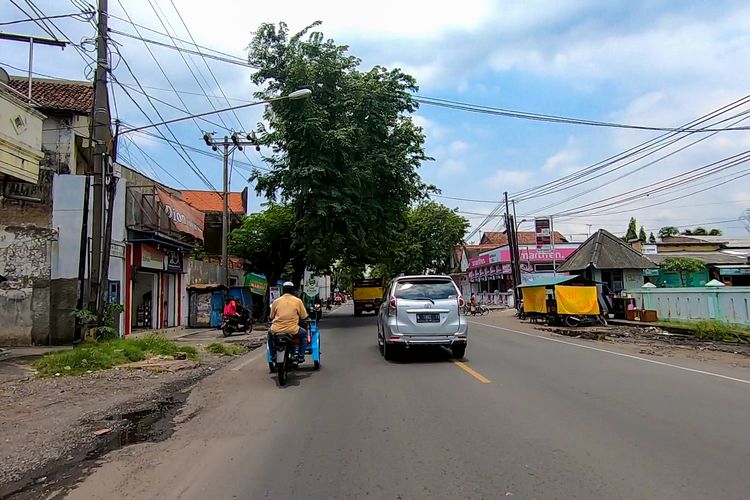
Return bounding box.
[222,311,253,337]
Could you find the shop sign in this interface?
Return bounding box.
[157,188,205,240]
[468,255,490,268]
[643,268,660,276]
[719,267,750,276]
[166,250,183,272]
[245,273,268,295]
[141,245,164,270]
[535,217,552,250]
[304,276,319,297]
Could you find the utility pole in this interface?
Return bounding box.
[204,132,258,286]
[87,0,112,315]
[504,192,522,309]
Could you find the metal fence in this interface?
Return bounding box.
[477,292,511,307]
[625,287,750,325]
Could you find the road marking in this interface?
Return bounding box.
[451,360,491,384]
[470,320,750,386]
[231,349,266,371]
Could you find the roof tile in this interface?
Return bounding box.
[182,190,245,214]
[7,77,93,114]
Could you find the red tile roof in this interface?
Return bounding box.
[7,77,93,114]
[182,190,246,214]
[480,231,567,246]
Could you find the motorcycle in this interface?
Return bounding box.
[313,302,323,320]
[221,311,253,337]
[267,319,321,386]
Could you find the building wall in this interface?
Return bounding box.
[0,224,54,345]
[623,269,645,290]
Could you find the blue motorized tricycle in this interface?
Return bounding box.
[267,319,321,385]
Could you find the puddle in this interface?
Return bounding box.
[1,389,192,500]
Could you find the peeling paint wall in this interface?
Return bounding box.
[0,225,53,345]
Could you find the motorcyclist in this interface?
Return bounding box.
[223,297,238,318]
[270,281,309,362]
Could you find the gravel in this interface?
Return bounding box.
[0,354,234,496]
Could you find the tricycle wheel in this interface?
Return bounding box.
[277,362,287,385]
[268,362,276,373]
[314,360,320,370]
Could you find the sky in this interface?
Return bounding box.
[2,0,750,242]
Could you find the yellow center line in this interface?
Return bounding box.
[451,360,491,384]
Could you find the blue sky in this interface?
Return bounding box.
[3,0,750,240]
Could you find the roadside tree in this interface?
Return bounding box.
[660,256,705,287]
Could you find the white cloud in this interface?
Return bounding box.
[542,148,581,173]
[489,169,535,188]
[437,159,468,178]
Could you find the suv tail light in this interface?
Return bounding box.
[458,296,465,307]
[389,297,397,314]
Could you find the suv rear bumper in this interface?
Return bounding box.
[385,333,467,347]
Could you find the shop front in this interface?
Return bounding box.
[124,184,204,334]
[126,243,185,333]
[468,245,580,291]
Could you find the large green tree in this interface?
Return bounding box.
[375,202,469,279]
[682,227,722,236]
[658,226,680,239]
[247,22,432,271]
[229,204,301,287]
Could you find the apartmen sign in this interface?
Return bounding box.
[156,188,205,240]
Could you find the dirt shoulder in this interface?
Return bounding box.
[0,335,263,499]
[472,310,750,373]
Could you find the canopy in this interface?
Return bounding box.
[517,276,576,289]
[521,286,547,313]
[555,285,600,315]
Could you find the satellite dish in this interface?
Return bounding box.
[0,67,10,85]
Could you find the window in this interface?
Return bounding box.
[534,263,555,272]
[394,280,458,300]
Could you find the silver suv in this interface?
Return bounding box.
[377,275,468,360]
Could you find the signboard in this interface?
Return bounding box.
[643,268,660,277]
[468,255,490,268]
[642,245,658,255]
[140,244,164,270]
[156,188,205,241]
[535,217,552,250]
[269,286,281,307]
[304,276,319,297]
[719,267,750,276]
[166,250,183,272]
[245,273,268,295]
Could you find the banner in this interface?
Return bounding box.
[157,188,205,240]
[245,273,268,295]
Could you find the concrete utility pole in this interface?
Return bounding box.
[204,133,258,286]
[504,191,522,309]
[87,0,112,315]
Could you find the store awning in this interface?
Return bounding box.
[517,276,577,288]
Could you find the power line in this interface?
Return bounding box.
[108,28,254,68]
[415,95,750,133]
[0,11,93,26]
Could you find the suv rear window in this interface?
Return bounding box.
[394,280,458,300]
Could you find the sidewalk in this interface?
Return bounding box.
[0,346,71,383]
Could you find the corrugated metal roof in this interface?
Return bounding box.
[517,276,577,288]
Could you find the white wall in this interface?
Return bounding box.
[623,269,644,291]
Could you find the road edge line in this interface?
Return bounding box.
[470,320,750,386]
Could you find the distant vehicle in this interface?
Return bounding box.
[352,279,384,316]
[377,275,467,360]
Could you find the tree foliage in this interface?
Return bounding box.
[661,256,705,286]
[638,226,647,243]
[230,204,300,286]
[648,232,656,244]
[375,202,469,279]
[658,226,680,239]
[625,217,638,241]
[247,22,432,271]
[682,227,722,236]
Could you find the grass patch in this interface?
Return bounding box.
[206,343,246,356]
[33,335,199,377]
[656,319,750,342]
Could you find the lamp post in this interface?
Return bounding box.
[116,89,312,287]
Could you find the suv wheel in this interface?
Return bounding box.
[383,340,397,361]
[451,344,466,360]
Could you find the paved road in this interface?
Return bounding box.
[69,305,750,499]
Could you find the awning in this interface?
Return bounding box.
[517,276,577,288]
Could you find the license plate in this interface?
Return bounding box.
[416,313,440,323]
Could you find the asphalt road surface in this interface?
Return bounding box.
[69,304,750,499]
